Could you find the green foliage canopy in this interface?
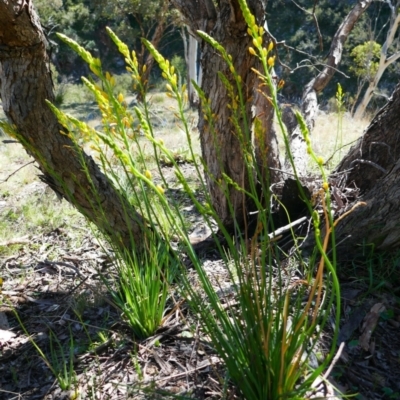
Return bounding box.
[350,41,381,82]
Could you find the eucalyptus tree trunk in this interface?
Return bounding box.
[170,0,281,228]
[0,0,147,251]
[283,0,372,176]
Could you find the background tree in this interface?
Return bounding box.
[353,0,400,118]
[349,40,381,114]
[282,0,373,176]
[33,0,182,86]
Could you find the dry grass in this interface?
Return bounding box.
[312,110,370,170]
[275,109,371,172]
[0,141,83,247]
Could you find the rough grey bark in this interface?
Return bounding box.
[171,0,281,228]
[0,0,147,251]
[331,83,400,255]
[284,0,372,176]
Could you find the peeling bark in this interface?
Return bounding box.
[0,0,147,251]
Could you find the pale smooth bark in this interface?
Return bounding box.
[0,0,147,251]
[354,0,400,119]
[284,0,372,176]
[182,27,200,107]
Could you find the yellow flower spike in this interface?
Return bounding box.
[249,47,257,56]
[247,28,252,36]
[122,117,130,128]
[144,170,152,180]
[257,36,263,46]
[322,182,329,191]
[229,65,235,74]
[142,64,147,73]
[262,48,268,57]
[252,38,259,48]
[259,26,264,36]
[165,83,173,92]
[156,185,165,195]
[267,56,275,67]
[268,41,274,52]
[162,72,167,79]
[110,76,116,87]
[117,93,124,103]
[170,65,175,74]
[317,156,324,165]
[105,71,112,81]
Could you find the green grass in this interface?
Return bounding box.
[102,237,179,339]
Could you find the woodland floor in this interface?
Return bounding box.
[1,97,400,399]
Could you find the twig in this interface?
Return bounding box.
[322,342,345,380]
[326,234,352,256]
[42,259,86,279]
[350,159,387,173]
[324,138,360,165]
[290,0,323,51]
[154,358,220,383]
[0,236,30,246]
[369,141,394,162]
[268,167,298,177]
[268,216,307,239]
[0,160,35,183]
[289,58,350,78]
[2,140,19,144]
